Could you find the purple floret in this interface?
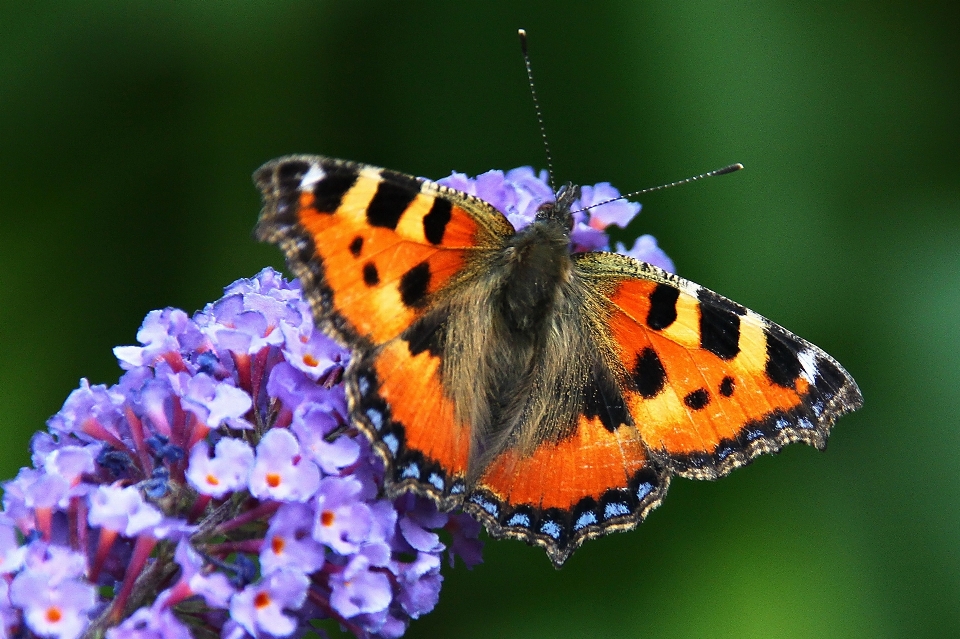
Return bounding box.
[87,485,163,537]
[175,372,253,430]
[313,476,376,556]
[616,234,676,273]
[329,556,393,618]
[9,545,97,639]
[260,503,326,575]
[186,438,254,498]
[229,568,310,638]
[249,429,321,502]
[291,404,360,474]
[577,182,641,229]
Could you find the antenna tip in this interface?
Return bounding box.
[716,163,744,176]
[518,28,528,52]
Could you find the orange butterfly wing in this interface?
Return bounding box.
[255,156,512,503]
[576,253,862,477]
[350,320,474,506]
[255,156,513,346]
[465,253,861,566]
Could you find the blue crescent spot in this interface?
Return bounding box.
[539,520,562,539]
[428,473,445,491]
[401,463,420,479]
[507,513,531,528]
[604,502,630,520]
[469,494,499,517]
[382,433,399,455]
[357,376,370,396]
[365,408,384,431]
[574,511,598,531]
[636,482,653,500]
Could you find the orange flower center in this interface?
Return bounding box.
[266,473,281,488]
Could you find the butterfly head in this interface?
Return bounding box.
[535,182,579,232]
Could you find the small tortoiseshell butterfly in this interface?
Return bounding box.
[254,156,863,567]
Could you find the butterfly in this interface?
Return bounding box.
[254,155,863,567]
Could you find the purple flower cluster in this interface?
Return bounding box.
[438,167,675,272]
[0,269,482,639]
[0,166,667,639]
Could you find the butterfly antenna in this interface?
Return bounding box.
[518,28,557,193]
[576,163,744,212]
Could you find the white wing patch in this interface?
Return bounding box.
[299,163,327,190]
[798,348,819,384]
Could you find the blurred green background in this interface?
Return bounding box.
[1,2,958,637]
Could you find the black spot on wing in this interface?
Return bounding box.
[349,236,363,257]
[402,311,448,358]
[633,348,667,399]
[582,366,631,433]
[422,198,453,245]
[276,160,311,191]
[314,165,359,213]
[362,262,379,286]
[698,290,743,360]
[719,375,735,397]
[765,328,803,389]
[367,173,420,229]
[399,262,431,308]
[683,388,710,410]
[646,284,679,330]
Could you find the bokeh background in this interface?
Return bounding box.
[1,2,958,637]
